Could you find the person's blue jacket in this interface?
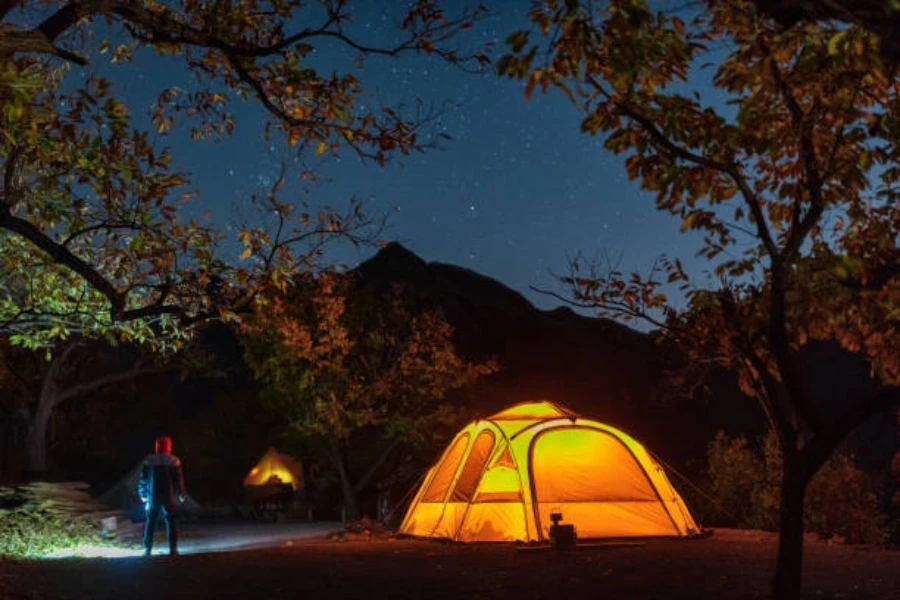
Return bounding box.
[138,453,186,508]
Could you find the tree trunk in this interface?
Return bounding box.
[23,366,60,481]
[772,453,810,600]
[23,401,52,480]
[331,442,360,522]
[20,344,151,482]
[340,478,360,522]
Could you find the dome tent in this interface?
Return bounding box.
[399,401,700,542]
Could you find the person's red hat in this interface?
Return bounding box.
[154,436,173,454]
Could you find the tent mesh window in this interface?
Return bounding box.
[421,434,469,502]
[532,429,657,502]
[450,430,495,502]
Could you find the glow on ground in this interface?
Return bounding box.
[36,522,344,559]
[41,544,145,559]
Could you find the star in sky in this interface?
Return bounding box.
[95,1,710,314]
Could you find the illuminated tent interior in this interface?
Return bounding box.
[243,448,304,490]
[399,401,700,542]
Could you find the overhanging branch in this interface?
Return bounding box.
[584,77,780,260]
[0,211,126,314]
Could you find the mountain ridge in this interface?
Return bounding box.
[355,242,762,465]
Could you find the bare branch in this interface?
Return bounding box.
[60,221,142,248]
[803,386,900,475]
[54,358,169,407]
[35,0,113,43]
[530,284,675,332]
[765,45,824,264]
[585,74,780,259]
[0,0,111,64]
[762,40,827,433]
[352,437,401,495]
[719,290,796,446]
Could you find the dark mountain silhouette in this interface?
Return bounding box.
[355,243,764,466]
[355,243,897,475]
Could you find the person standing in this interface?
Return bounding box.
[138,435,187,556]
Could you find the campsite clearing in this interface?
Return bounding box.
[1,529,897,599]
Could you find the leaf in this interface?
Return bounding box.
[827,30,849,55]
[506,31,530,53]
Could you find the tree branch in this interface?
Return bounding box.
[352,437,401,496]
[0,0,113,64]
[60,221,142,248]
[762,41,827,433]
[0,210,214,326]
[2,144,24,212]
[54,358,168,407]
[598,90,779,259]
[740,340,798,444]
[36,338,84,410]
[36,0,114,43]
[766,46,824,265]
[114,1,481,63]
[0,210,126,314]
[802,386,900,475]
[717,288,797,445]
[4,0,486,70]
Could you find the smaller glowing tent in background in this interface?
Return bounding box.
[399,401,700,542]
[243,448,304,490]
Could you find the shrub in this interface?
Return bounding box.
[805,453,882,544]
[707,431,884,544]
[706,431,766,528]
[0,482,125,558]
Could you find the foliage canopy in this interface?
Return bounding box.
[241,272,497,448]
[0,1,488,353]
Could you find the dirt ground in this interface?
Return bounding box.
[0,529,897,599]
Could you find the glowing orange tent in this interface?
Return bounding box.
[399,401,700,542]
[243,448,304,490]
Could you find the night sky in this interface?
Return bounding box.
[82,1,715,313]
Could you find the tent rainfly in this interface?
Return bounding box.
[243,448,304,490]
[400,401,700,542]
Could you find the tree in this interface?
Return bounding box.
[500,1,899,597]
[240,271,497,520]
[0,1,487,476]
[708,1,900,60]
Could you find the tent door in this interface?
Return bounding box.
[528,427,677,540]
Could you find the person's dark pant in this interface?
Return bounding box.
[143,504,178,555]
